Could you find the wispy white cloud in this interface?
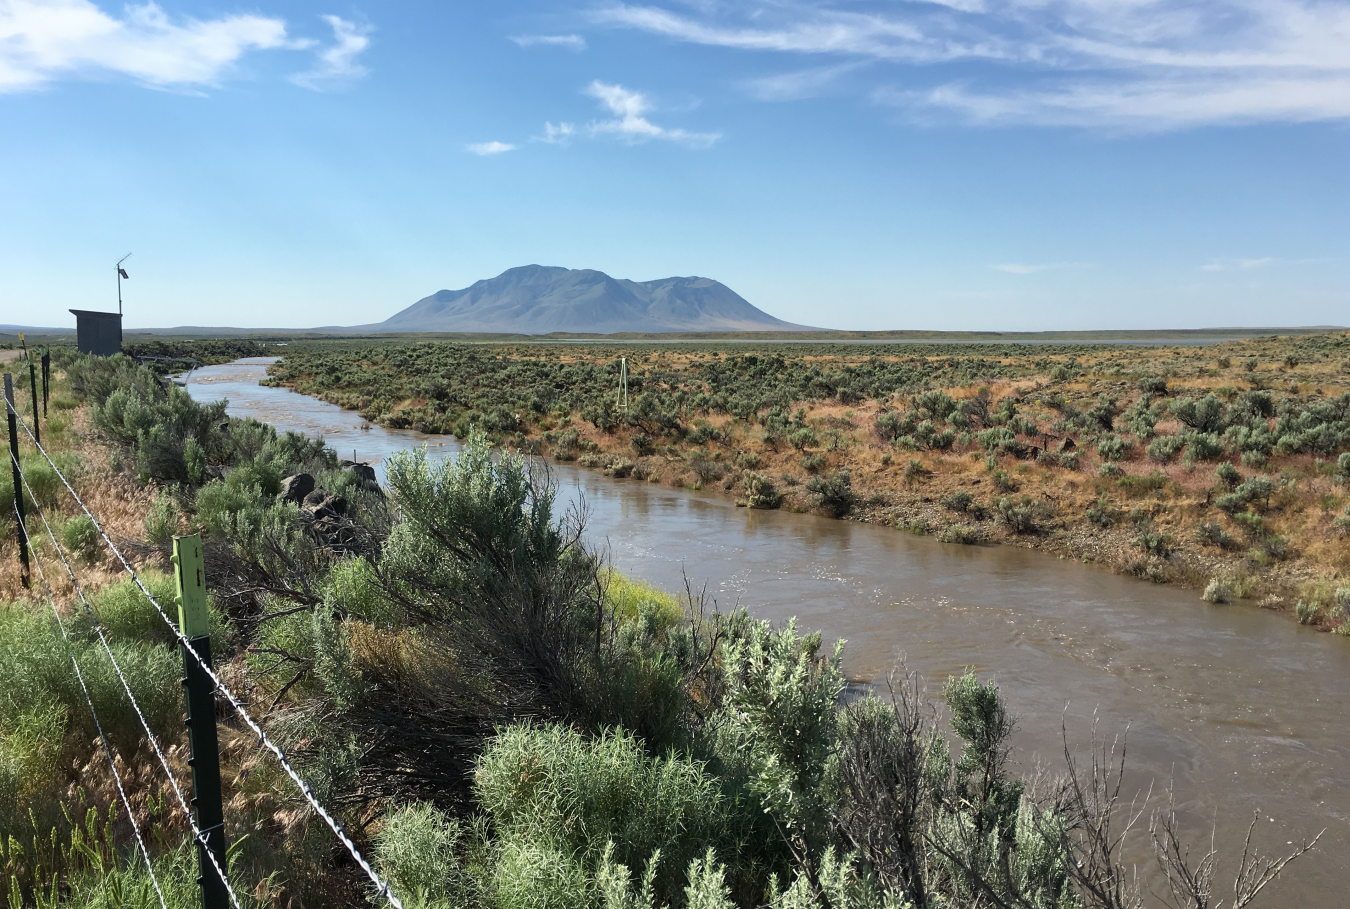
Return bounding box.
[991,262,1093,274]
[0,0,299,91]
[593,1,1350,129]
[467,141,516,155]
[535,121,576,144]
[743,62,863,101]
[585,80,720,146]
[290,15,371,90]
[1201,256,1332,271]
[509,33,586,50]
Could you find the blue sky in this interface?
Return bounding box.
[2,0,1347,331]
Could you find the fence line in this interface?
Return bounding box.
[20,509,171,909]
[6,395,406,909]
[11,452,244,909]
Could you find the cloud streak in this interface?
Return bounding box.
[510,34,586,50]
[535,121,576,144]
[1201,256,1332,271]
[585,81,720,146]
[467,141,516,155]
[291,15,371,90]
[991,262,1093,274]
[593,1,1350,128]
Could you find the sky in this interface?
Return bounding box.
[1,0,1347,331]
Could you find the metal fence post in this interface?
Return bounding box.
[173,533,229,909]
[4,375,29,588]
[27,358,40,446]
[41,350,50,416]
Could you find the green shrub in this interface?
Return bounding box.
[1215,462,1241,489]
[60,515,101,564]
[1184,432,1225,462]
[16,450,65,512]
[805,470,854,517]
[940,490,973,513]
[788,427,817,451]
[743,472,782,510]
[1096,433,1126,462]
[1146,434,1185,464]
[475,722,723,902]
[1135,532,1173,557]
[1195,521,1237,550]
[0,603,182,777]
[798,453,825,473]
[994,497,1040,534]
[72,572,222,647]
[938,524,981,544]
[1337,452,1350,483]
[709,618,843,872]
[144,490,180,544]
[1169,394,1225,434]
[373,802,465,907]
[1085,499,1115,527]
[903,459,929,485]
[1216,477,1275,515]
[1202,578,1231,604]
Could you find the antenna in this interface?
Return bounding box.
[116,253,132,316]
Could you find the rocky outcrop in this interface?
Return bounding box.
[279,473,315,505]
[302,488,347,521]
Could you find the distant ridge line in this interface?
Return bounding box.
[5,325,1347,342]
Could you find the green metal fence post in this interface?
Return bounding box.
[173,534,230,909]
[27,358,40,447]
[4,375,29,589]
[41,350,50,417]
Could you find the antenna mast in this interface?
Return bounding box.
[116,253,132,316]
[617,358,629,411]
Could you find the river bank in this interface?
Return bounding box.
[263,335,1350,629]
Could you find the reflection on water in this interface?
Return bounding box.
[189,358,1350,904]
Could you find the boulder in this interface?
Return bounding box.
[302,488,347,521]
[350,463,378,488]
[279,473,315,505]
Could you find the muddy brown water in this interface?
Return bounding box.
[189,358,1349,905]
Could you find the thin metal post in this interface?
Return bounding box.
[27,359,40,447]
[173,534,229,909]
[5,375,29,588]
[41,350,49,416]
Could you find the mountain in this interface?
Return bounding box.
[370,265,810,334]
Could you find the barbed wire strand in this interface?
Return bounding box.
[11,454,244,909]
[9,403,407,909]
[19,504,170,909]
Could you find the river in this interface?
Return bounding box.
[188,358,1349,904]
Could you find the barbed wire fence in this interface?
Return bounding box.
[4,372,406,909]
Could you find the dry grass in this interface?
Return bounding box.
[1,376,167,605]
[508,334,1350,624]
